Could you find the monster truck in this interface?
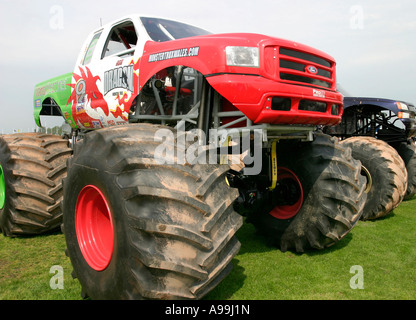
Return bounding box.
[325,87,416,220]
[0,15,367,299]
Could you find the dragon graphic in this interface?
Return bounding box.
[112,92,130,121]
[66,59,140,129]
[110,58,140,121]
[67,66,109,128]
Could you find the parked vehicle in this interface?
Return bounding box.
[325,87,416,219]
[0,16,366,299]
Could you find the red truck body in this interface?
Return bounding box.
[140,33,342,126]
[33,16,343,131]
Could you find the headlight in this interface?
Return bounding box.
[398,111,410,119]
[397,102,408,110]
[226,46,259,68]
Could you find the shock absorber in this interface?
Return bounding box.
[269,139,279,191]
[370,112,376,137]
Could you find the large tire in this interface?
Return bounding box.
[247,133,367,252]
[341,137,407,220]
[63,124,242,300]
[0,133,71,236]
[394,141,416,200]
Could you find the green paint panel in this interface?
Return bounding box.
[33,72,76,128]
[0,164,5,210]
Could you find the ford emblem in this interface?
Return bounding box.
[306,65,318,74]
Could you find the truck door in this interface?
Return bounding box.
[99,20,141,127]
[71,19,141,129]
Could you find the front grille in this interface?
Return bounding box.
[279,47,334,89]
[271,97,291,111]
[298,100,327,113]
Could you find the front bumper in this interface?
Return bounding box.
[206,73,344,126]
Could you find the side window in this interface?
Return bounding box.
[82,31,102,65]
[102,22,138,59]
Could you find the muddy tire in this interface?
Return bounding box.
[63,124,242,300]
[248,133,367,252]
[0,133,71,236]
[394,141,416,200]
[341,137,407,220]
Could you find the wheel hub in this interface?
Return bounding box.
[269,167,303,220]
[361,165,373,194]
[75,185,114,271]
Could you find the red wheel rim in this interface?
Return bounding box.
[269,167,303,220]
[75,185,114,271]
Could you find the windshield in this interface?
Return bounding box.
[141,17,212,42]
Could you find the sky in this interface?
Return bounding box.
[0,0,415,133]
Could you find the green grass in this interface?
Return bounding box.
[1,198,415,300]
[0,231,81,300]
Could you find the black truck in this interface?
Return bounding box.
[325,87,416,220]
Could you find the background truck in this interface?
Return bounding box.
[0,15,366,299]
[324,88,416,220]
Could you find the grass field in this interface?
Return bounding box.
[1,197,415,300]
